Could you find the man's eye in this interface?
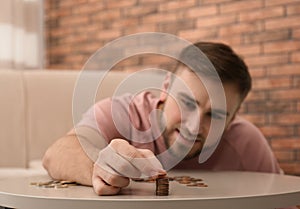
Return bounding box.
[208,112,225,120]
[180,98,196,110]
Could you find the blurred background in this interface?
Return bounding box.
[0,0,299,175]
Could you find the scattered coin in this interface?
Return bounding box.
[30,180,79,189]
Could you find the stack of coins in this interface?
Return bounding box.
[155,175,169,196]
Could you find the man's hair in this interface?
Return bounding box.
[178,42,252,101]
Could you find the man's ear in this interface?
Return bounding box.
[159,72,172,102]
[224,113,236,131]
[225,105,239,130]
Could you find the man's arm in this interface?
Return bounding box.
[42,134,94,186]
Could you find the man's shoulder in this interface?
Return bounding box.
[226,116,262,135]
[223,116,266,146]
[94,91,158,108]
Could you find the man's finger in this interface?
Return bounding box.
[97,145,141,178]
[109,140,165,177]
[94,163,130,188]
[92,171,121,195]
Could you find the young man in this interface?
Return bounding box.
[43,42,282,196]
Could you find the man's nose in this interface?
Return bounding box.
[184,111,204,136]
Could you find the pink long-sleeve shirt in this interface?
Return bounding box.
[76,91,282,174]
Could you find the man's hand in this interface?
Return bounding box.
[92,139,166,195]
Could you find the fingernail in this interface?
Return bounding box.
[150,170,166,177]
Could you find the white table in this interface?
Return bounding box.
[0,170,300,209]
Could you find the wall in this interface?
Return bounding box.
[44,0,300,175]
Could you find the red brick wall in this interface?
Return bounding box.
[44,0,300,175]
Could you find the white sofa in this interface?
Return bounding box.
[0,69,165,173]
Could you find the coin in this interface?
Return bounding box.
[30,180,79,189]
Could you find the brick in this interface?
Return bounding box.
[59,0,78,8]
[158,20,194,34]
[60,15,89,26]
[63,33,89,44]
[179,28,218,42]
[49,45,72,55]
[279,162,300,175]
[272,139,300,149]
[273,150,295,162]
[75,43,101,54]
[49,27,72,37]
[112,18,139,28]
[247,101,294,114]
[271,113,300,124]
[266,16,300,30]
[267,64,300,76]
[241,114,266,125]
[245,54,289,68]
[159,0,196,11]
[263,41,300,54]
[47,8,72,18]
[201,0,232,4]
[43,0,51,10]
[238,103,247,114]
[138,0,165,3]
[294,76,300,88]
[142,13,178,24]
[91,9,121,21]
[234,44,261,57]
[124,24,156,35]
[84,24,105,34]
[243,30,290,44]
[65,54,86,64]
[253,77,291,90]
[95,29,122,41]
[72,2,104,15]
[196,14,237,28]
[219,36,242,45]
[244,90,267,102]
[269,89,300,100]
[71,4,92,15]
[265,0,300,6]
[287,3,300,15]
[260,125,294,138]
[219,22,263,36]
[297,150,300,160]
[239,6,284,22]
[291,51,300,62]
[123,5,157,17]
[293,28,300,39]
[220,0,263,14]
[48,54,65,65]
[105,0,136,9]
[185,5,218,18]
[249,68,266,78]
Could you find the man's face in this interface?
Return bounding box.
[159,68,241,160]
